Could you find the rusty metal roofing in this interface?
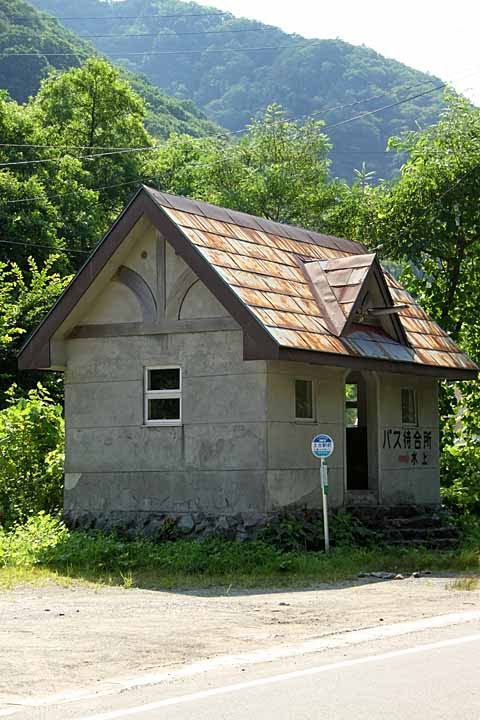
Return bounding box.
[147,188,477,376]
[17,186,477,379]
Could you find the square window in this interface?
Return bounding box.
[295,379,314,420]
[148,368,180,392]
[145,367,182,425]
[148,398,181,421]
[401,388,417,425]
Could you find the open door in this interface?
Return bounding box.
[345,373,369,490]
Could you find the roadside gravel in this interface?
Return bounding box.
[1,575,478,704]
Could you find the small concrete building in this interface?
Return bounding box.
[19,187,477,535]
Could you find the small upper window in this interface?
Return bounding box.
[145,367,181,425]
[345,383,359,427]
[295,379,314,420]
[401,388,417,425]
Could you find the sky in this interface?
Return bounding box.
[195,0,480,104]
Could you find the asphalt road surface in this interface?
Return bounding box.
[8,614,480,720]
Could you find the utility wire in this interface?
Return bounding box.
[0,40,356,57]
[0,145,163,168]
[0,85,446,173]
[0,73,450,166]
[8,10,231,21]
[79,28,267,39]
[322,82,448,130]
[0,239,89,255]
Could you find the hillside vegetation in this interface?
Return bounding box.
[30,0,448,180]
[0,0,219,137]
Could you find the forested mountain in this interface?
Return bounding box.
[29,0,449,180]
[0,0,219,137]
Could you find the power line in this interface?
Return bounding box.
[0,40,338,57]
[0,80,447,172]
[79,28,267,39]
[0,72,450,163]
[0,145,162,168]
[0,239,89,255]
[323,82,448,130]
[8,10,231,21]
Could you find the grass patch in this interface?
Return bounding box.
[0,513,479,591]
[446,576,480,592]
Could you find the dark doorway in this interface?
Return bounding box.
[345,375,369,490]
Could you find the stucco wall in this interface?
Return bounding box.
[63,225,268,525]
[64,330,268,520]
[378,373,440,505]
[61,217,441,527]
[265,362,346,510]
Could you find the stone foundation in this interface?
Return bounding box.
[63,510,274,541]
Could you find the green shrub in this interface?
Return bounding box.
[0,384,64,526]
[259,510,379,552]
[259,511,325,552]
[0,512,68,566]
[441,442,480,517]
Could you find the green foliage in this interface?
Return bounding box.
[259,510,379,552]
[146,105,337,230]
[0,256,70,400]
[32,0,446,180]
[0,384,64,526]
[441,381,480,518]
[0,515,478,590]
[0,511,67,565]
[0,0,217,137]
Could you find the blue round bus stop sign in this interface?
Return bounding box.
[311,434,334,459]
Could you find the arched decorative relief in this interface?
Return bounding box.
[114,265,157,322]
[165,267,198,320]
[179,280,230,320]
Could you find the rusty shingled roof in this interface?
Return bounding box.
[17,186,478,379]
[146,188,477,378]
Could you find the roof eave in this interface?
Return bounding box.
[270,346,478,380]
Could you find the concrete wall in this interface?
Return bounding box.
[265,362,346,510]
[61,217,441,528]
[63,224,268,528]
[378,373,440,505]
[64,330,268,522]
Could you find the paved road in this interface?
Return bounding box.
[9,616,480,719]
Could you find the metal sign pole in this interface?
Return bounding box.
[312,434,333,554]
[321,459,330,553]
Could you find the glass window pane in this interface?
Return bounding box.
[148,368,180,391]
[401,389,417,425]
[148,398,180,421]
[345,383,358,402]
[295,379,313,419]
[346,407,358,427]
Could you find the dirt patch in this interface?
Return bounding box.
[0,575,479,702]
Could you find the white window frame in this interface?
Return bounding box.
[294,377,315,422]
[401,387,418,426]
[144,366,182,426]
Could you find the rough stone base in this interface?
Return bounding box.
[63,510,275,541]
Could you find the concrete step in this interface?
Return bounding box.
[386,537,459,549]
[343,504,460,549]
[388,515,444,529]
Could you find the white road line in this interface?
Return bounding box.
[79,633,480,720]
[3,610,480,713]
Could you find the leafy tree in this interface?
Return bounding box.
[29,57,153,216]
[325,95,480,517]
[146,105,337,229]
[0,383,64,527]
[376,95,480,342]
[0,256,71,402]
[32,0,447,180]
